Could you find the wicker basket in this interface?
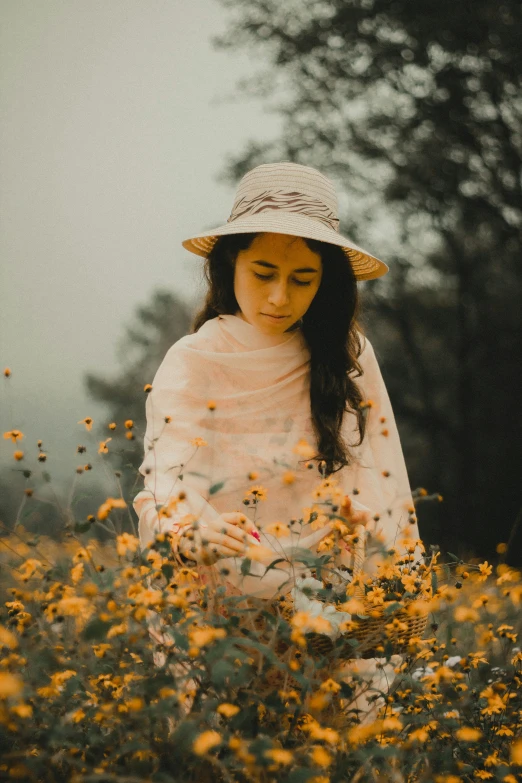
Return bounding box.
[267,524,430,660]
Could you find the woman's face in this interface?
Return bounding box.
[233,233,323,334]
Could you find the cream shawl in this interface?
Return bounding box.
[133,313,423,600]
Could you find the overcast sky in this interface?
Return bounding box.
[0,0,284,489]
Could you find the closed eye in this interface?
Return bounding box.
[254,273,312,287]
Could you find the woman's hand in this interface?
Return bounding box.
[339,496,374,531]
[177,512,259,566]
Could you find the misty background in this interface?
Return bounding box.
[1,0,521,566]
[0,0,282,480]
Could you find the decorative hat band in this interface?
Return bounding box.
[181,161,389,281]
[227,189,341,232]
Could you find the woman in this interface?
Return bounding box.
[133,161,424,723]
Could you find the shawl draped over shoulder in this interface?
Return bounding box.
[133,313,423,599]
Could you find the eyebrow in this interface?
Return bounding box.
[251,260,319,274]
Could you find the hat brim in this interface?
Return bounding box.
[181,212,389,281]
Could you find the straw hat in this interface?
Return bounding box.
[181,161,388,281]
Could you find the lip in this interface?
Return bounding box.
[262,313,290,320]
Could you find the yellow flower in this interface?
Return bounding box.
[0,672,23,699]
[10,702,32,718]
[17,559,45,581]
[3,429,24,443]
[468,651,488,668]
[190,436,207,447]
[306,722,339,745]
[434,777,463,783]
[454,606,480,623]
[337,597,366,615]
[308,691,330,711]
[477,561,493,581]
[125,698,144,711]
[377,561,402,580]
[70,709,85,723]
[319,679,341,694]
[401,573,418,592]
[216,703,240,718]
[189,627,226,647]
[246,484,267,501]
[495,727,513,737]
[72,545,95,564]
[13,450,24,461]
[292,438,316,458]
[317,535,335,552]
[367,586,386,606]
[93,644,111,658]
[264,522,290,538]
[511,739,522,765]
[116,533,140,557]
[159,687,177,699]
[98,438,112,454]
[97,497,127,521]
[282,470,295,485]
[132,588,163,607]
[0,625,18,650]
[107,622,128,638]
[265,748,293,765]
[70,563,84,585]
[193,730,221,755]
[291,611,332,635]
[310,745,332,767]
[455,727,482,741]
[307,511,328,533]
[56,596,94,621]
[78,417,93,431]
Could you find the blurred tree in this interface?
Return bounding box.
[84,289,194,512]
[214,0,522,563]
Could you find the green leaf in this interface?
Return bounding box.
[82,618,114,641]
[241,557,252,576]
[431,569,438,594]
[447,552,461,562]
[263,558,287,573]
[210,659,234,686]
[286,769,322,782]
[74,520,92,534]
[161,563,174,581]
[209,480,225,495]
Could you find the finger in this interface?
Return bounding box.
[203,530,249,554]
[220,512,256,535]
[340,495,352,511]
[216,517,257,543]
[204,543,247,562]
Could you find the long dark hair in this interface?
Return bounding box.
[191,232,367,475]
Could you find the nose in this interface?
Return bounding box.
[267,279,290,307]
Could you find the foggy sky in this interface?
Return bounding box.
[0,0,282,490]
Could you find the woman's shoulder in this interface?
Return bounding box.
[160,318,223,361]
[355,328,376,364]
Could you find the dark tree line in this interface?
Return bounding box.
[208,0,522,563]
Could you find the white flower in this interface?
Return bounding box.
[291,576,352,640]
[412,666,434,680]
[446,655,462,668]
